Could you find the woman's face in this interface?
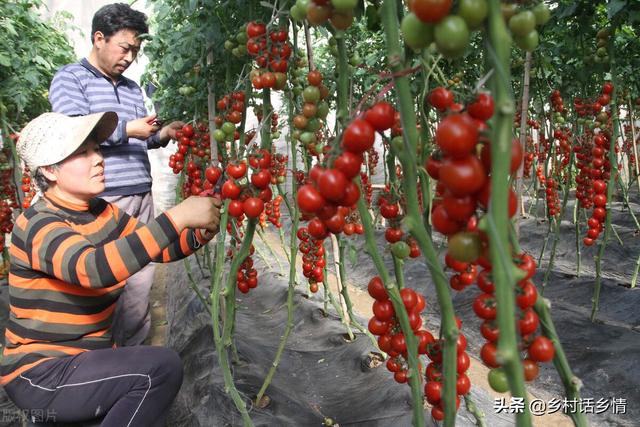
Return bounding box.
[44,138,105,203]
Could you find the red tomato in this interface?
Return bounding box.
[518,308,540,336]
[516,280,538,309]
[250,169,271,189]
[228,200,244,217]
[528,336,555,362]
[457,373,471,395]
[318,169,348,202]
[431,204,463,235]
[367,276,388,301]
[307,217,328,239]
[467,92,495,121]
[439,155,487,196]
[297,184,325,213]
[221,180,241,199]
[473,293,497,320]
[341,181,360,206]
[333,151,363,179]
[442,192,476,222]
[226,161,247,179]
[243,197,264,218]
[412,0,452,22]
[373,300,395,321]
[481,342,500,368]
[364,101,396,131]
[480,320,499,342]
[384,227,404,243]
[522,358,539,381]
[427,86,454,111]
[424,381,442,405]
[342,119,375,153]
[368,317,390,335]
[435,114,478,159]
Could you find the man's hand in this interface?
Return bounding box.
[126,114,160,140]
[159,121,186,144]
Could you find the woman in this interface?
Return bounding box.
[1,111,222,426]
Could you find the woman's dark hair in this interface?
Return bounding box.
[91,3,149,43]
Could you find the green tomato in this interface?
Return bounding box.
[231,47,241,58]
[316,101,330,118]
[303,86,321,104]
[458,0,488,30]
[401,12,434,50]
[488,368,509,393]
[390,241,411,259]
[390,136,404,154]
[290,4,306,21]
[299,132,317,145]
[508,11,536,37]
[596,27,611,39]
[236,32,248,44]
[224,40,235,50]
[307,118,321,132]
[221,122,236,135]
[236,44,247,56]
[434,15,470,59]
[515,30,539,52]
[331,0,357,13]
[532,2,551,26]
[448,231,481,263]
[272,131,281,139]
[349,52,362,66]
[213,129,226,143]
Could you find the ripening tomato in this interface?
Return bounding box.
[368,276,388,301]
[439,155,487,196]
[307,217,328,239]
[243,197,264,218]
[528,336,555,362]
[364,101,396,131]
[435,114,478,159]
[481,342,500,368]
[226,162,247,179]
[427,86,454,111]
[411,0,452,23]
[297,184,325,213]
[307,70,323,86]
[467,92,494,121]
[221,180,241,199]
[205,166,222,184]
[522,358,539,381]
[368,317,389,335]
[318,169,348,202]
[516,280,538,309]
[342,119,375,154]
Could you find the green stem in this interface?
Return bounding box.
[209,202,253,426]
[379,2,458,425]
[631,252,640,288]
[541,218,560,289]
[485,1,531,424]
[464,395,487,427]
[534,298,589,427]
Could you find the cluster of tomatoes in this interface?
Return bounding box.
[223,25,250,59]
[245,21,291,90]
[543,177,561,218]
[168,123,211,177]
[292,70,330,156]
[366,277,430,379]
[0,145,18,257]
[19,168,36,209]
[260,195,283,229]
[472,253,555,392]
[223,148,276,222]
[377,189,421,259]
[581,132,611,247]
[588,27,612,66]
[295,101,395,238]
[268,153,288,185]
[289,0,356,30]
[425,87,520,242]
[296,226,326,292]
[236,249,258,294]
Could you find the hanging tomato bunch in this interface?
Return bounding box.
[246,21,291,90]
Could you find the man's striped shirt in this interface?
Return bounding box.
[0,192,209,385]
[49,58,163,197]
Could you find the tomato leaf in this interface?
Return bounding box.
[348,242,358,267]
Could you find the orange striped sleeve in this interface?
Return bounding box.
[52,234,86,280]
[104,242,130,282]
[10,304,115,326]
[136,227,161,257]
[30,222,68,271]
[3,343,86,357]
[75,248,92,288]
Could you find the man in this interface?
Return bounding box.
[2,111,221,425]
[49,3,182,346]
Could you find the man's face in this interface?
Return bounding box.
[93,29,141,79]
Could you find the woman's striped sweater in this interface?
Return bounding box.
[1,192,209,385]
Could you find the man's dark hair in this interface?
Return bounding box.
[91,3,149,43]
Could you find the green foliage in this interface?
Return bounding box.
[143,0,276,122]
[0,0,75,129]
